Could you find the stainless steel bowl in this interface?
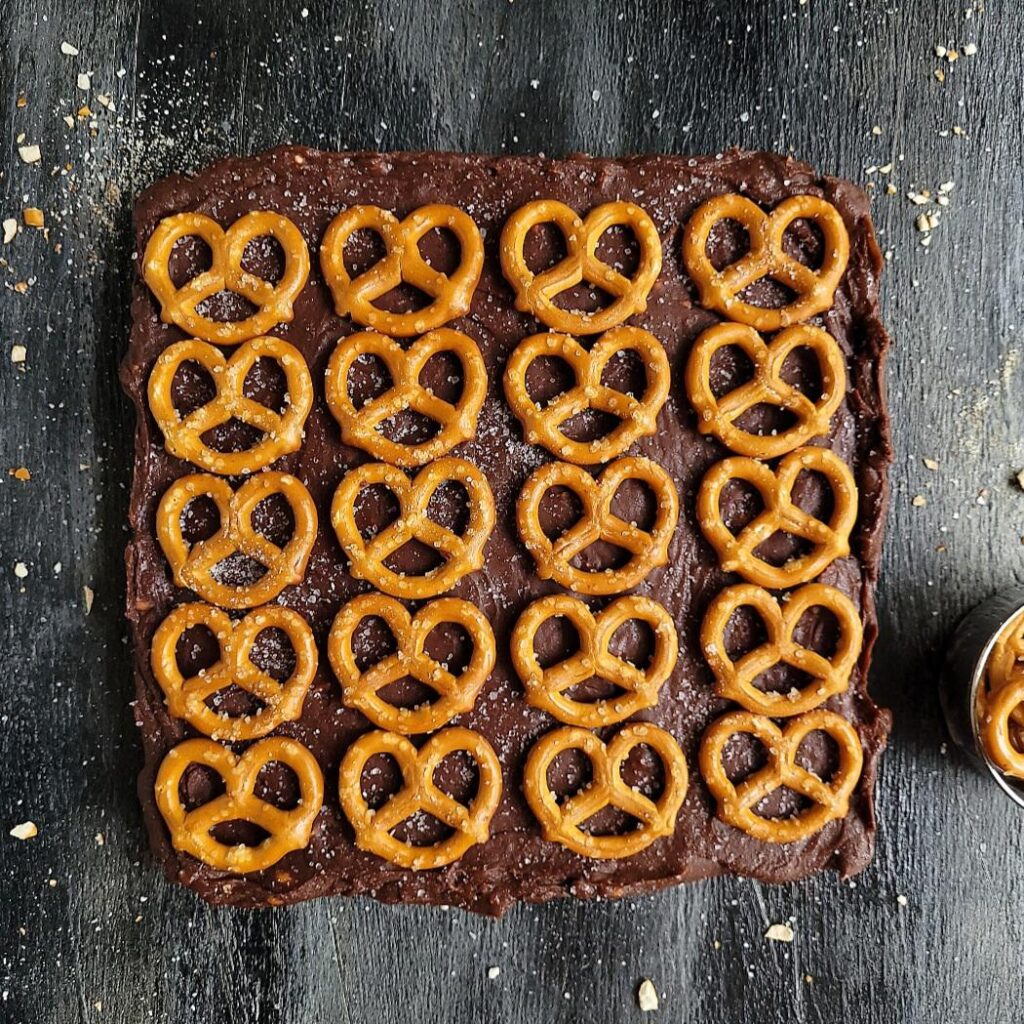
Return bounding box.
[940,587,1024,808]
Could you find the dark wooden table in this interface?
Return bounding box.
[2,1,1022,1020]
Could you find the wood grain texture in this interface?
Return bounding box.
[1,0,1021,1021]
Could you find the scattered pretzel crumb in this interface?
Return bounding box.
[1015,470,1024,491]
[896,894,908,906]
[912,495,927,508]
[83,585,95,614]
[76,72,90,91]
[11,344,27,363]
[60,41,79,55]
[3,218,17,243]
[14,562,28,579]
[18,144,41,164]
[923,458,939,471]
[23,207,44,228]
[9,467,31,481]
[9,821,37,840]
[486,966,500,980]
[765,923,795,943]
[637,978,659,1012]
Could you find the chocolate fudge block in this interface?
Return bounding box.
[123,146,891,914]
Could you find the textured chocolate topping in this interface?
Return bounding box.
[123,146,891,914]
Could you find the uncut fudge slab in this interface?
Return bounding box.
[122,146,892,915]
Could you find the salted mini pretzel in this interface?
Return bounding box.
[517,456,678,596]
[151,602,317,741]
[143,211,310,344]
[339,727,501,869]
[523,723,688,859]
[155,736,323,873]
[697,446,857,589]
[701,583,862,716]
[985,613,1024,729]
[321,204,483,336]
[980,677,1024,780]
[682,193,850,331]
[504,326,670,464]
[685,322,846,458]
[699,708,863,843]
[157,471,317,609]
[499,199,662,335]
[148,336,313,475]
[328,593,496,734]
[332,457,495,599]
[325,328,486,466]
[511,594,678,727]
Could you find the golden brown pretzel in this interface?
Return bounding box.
[523,723,688,859]
[517,456,678,595]
[328,593,496,733]
[150,602,317,740]
[147,336,313,475]
[155,736,323,872]
[701,583,862,716]
[986,611,1024,728]
[143,211,310,344]
[331,457,494,599]
[685,322,846,458]
[320,204,483,336]
[980,677,1024,780]
[511,594,678,726]
[503,327,670,464]
[339,727,501,869]
[325,328,486,466]
[682,193,849,331]
[157,472,317,609]
[499,199,662,334]
[697,446,857,588]
[699,708,862,843]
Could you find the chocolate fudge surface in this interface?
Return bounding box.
[123,146,892,914]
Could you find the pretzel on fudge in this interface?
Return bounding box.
[500,199,662,335]
[504,326,670,464]
[682,193,849,331]
[321,204,483,336]
[143,211,310,344]
[523,723,688,859]
[155,736,323,872]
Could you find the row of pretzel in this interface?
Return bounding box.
[142,188,862,874]
[685,194,867,844]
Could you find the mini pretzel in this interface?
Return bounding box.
[699,709,862,843]
[685,322,846,458]
[148,336,313,475]
[701,583,862,716]
[143,211,310,344]
[157,471,317,609]
[517,456,678,595]
[151,602,317,740]
[321,204,483,336]
[155,736,323,872]
[683,194,849,331]
[332,457,494,599]
[511,594,678,726]
[328,594,496,733]
[325,328,486,466]
[980,677,1024,780]
[697,446,857,589]
[500,199,662,335]
[339,727,501,869]
[523,723,688,859]
[504,327,670,464]
[986,612,1024,728]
